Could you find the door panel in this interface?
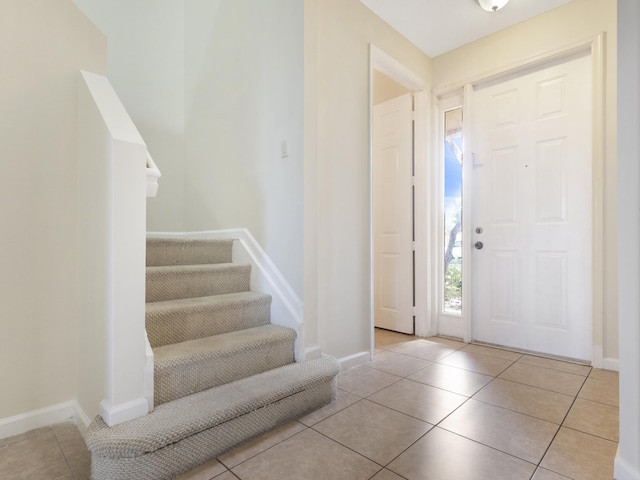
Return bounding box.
[472,53,592,360]
[373,93,414,334]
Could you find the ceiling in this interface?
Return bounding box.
[359,0,576,58]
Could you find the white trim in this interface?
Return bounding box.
[0,401,88,440]
[74,402,92,433]
[368,45,376,361]
[433,34,606,96]
[147,229,306,360]
[414,90,433,338]
[99,397,148,427]
[370,45,426,92]
[589,33,606,369]
[616,451,640,480]
[369,44,429,348]
[146,151,161,197]
[144,331,155,412]
[603,357,620,372]
[338,351,371,371]
[433,34,606,364]
[304,346,323,361]
[461,84,474,344]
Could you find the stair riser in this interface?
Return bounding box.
[154,340,295,405]
[146,238,233,266]
[146,299,271,348]
[90,380,336,480]
[146,265,250,303]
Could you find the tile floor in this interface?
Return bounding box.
[0,329,619,479]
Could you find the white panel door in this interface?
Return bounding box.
[472,53,592,360]
[373,93,414,334]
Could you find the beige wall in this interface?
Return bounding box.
[74,0,186,233]
[183,0,305,298]
[0,0,106,419]
[374,70,411,105]
[305,0,432,358]
[75,0,306,298]
[432,0,618,363]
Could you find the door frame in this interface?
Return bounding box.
[432,33,606,367]
[368,45,430,358]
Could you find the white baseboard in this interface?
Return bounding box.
[73,402,92,435]
[0,400,89,440]
[304,345,323,361]
[339,351,371,371]
[99,397,148,427]
[603,357,619,372]
[615,449,640,480]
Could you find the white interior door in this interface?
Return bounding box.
[471,53,592,360]
[373,93,414,334]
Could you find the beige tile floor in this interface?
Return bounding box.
[0,329,619,479]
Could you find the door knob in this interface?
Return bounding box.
[474,241,484,250]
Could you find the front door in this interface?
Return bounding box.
[471,52,592,360]
[373,93,414,334]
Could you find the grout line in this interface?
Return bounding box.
[560,425,619,444]
[309,425,388,468]
[51,427,76,480]
[514,360,593,377]
[571,394,619,409]
[490,375,586,397]
[216,422,309,471]
[431,427,539,470]
[531,373,591,478]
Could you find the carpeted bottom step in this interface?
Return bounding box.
[86,356,340,480]
[153,324,296,405]
[146,291,272,348]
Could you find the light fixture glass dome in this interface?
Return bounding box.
[477,0,509,12]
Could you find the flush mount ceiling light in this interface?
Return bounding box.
[477,0,509,12]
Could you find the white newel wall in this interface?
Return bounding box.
[615,2,640,478]
[77,71,150,427]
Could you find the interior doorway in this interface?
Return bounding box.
[372,88,414,334]
[368,45,429,353]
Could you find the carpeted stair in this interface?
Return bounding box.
[86,237,339,480]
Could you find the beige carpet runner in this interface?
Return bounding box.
[86,237,339,480]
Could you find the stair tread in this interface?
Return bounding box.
[146,237,233,266]
[146,291,271,312]
[146,263,251,303]
[86,357,340,458]
[146,263,247,274]
[154,324,295,366]
[145,292,272,348]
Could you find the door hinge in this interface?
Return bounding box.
[411,176,416,186]
[412,241,416,251]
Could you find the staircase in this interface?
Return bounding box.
[86,237,339,480]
